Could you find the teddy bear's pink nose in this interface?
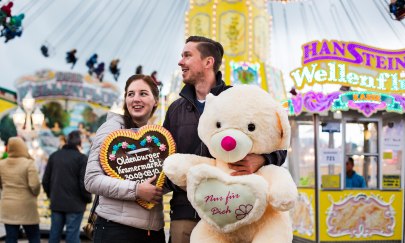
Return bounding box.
[221,136,237,151]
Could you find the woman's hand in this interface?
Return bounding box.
[137,175,163,204]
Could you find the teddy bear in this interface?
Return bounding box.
[163,85,298,243]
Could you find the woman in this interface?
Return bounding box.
[85,74,165,243]
[0,137,41,243]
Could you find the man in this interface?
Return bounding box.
[163,36,287,243]
[66,49,78,69]
[390,0,405,20]
[346,157,367,188]
[43,131,92,243]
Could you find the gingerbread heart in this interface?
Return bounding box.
[100,125,175,209]
[187,164,268,233]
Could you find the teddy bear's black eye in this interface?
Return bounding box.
[216,122,221,128]
[248,123,255,132]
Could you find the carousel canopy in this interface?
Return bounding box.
[0,0,404,95]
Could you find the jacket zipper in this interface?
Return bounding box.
[182,95,205,156]
[200,143,205,156]
[181,95,200,118]
[147,208,151,237]
[182,95,204,219]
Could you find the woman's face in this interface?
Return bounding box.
[125,79,157,126]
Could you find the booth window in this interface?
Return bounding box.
[290,122,315,187]
[345,122,378,189]
[319,122,343,189]
[381,120,403,189]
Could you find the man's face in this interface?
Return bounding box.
[346,161,354,173]
[178,42,205,85]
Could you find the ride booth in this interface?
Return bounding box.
[286,40,405,243]
[286,91,405,243]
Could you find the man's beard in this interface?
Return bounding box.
[183,71,204,85]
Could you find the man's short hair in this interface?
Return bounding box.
[186,36,224,73]
[67,130,81,147]
[347,157,354,165]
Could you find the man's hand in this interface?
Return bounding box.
[136,175,163,204]
[228,154,266,176]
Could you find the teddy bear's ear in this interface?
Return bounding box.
[275,108,291,150]
[206,93,215,104]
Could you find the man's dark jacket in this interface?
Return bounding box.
[163,72,287,220]
[42,144,92,213]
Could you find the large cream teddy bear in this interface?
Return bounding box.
[163,85,298,243]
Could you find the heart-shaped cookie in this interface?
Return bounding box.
[100,125,175,209]
[187,164,268,233]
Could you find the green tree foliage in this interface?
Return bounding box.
[0,115,17,145]
[81,106,98,132]
[41,102,69,130]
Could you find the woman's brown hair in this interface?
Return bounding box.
[123,74,159,128]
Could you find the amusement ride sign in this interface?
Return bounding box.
[291,40,405,93]
[285,40,405,117]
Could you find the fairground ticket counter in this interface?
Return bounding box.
[284,91,405,243]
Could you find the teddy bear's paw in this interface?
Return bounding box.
[163,154,188,186]
[269,198,296,211]
[188,163,222,178]
[267,186,298,211]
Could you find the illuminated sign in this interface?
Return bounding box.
[230,61,261,86]
[290,40,405,93]
[321,175,340,189]
[382,175,401,189]
[291,189,315,241]
[16,71,119,107]
[332,92,403,116]
[0,87,17,115]
[282,91,405,117]
[0,87,17,104]
[352,93,381,102]
[321,192,399,239]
